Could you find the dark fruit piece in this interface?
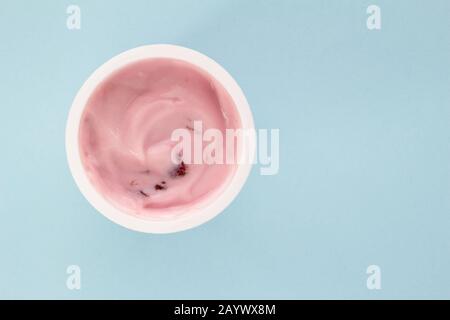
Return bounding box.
[154,184,167,191]
[139,190,149,197]
[170,161,187,177]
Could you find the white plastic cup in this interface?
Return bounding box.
[65,44,255,233]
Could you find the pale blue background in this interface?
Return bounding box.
[0,0,449,299]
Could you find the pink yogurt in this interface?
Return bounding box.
[78,58,242,216]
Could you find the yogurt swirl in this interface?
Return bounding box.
[79,58,241,216]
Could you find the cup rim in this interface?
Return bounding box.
[65,44,255,233]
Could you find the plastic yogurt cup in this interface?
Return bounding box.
[66,45,255,233]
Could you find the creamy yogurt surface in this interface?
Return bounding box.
[79,58,241,217]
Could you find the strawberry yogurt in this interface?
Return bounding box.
[78,58,241,217]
